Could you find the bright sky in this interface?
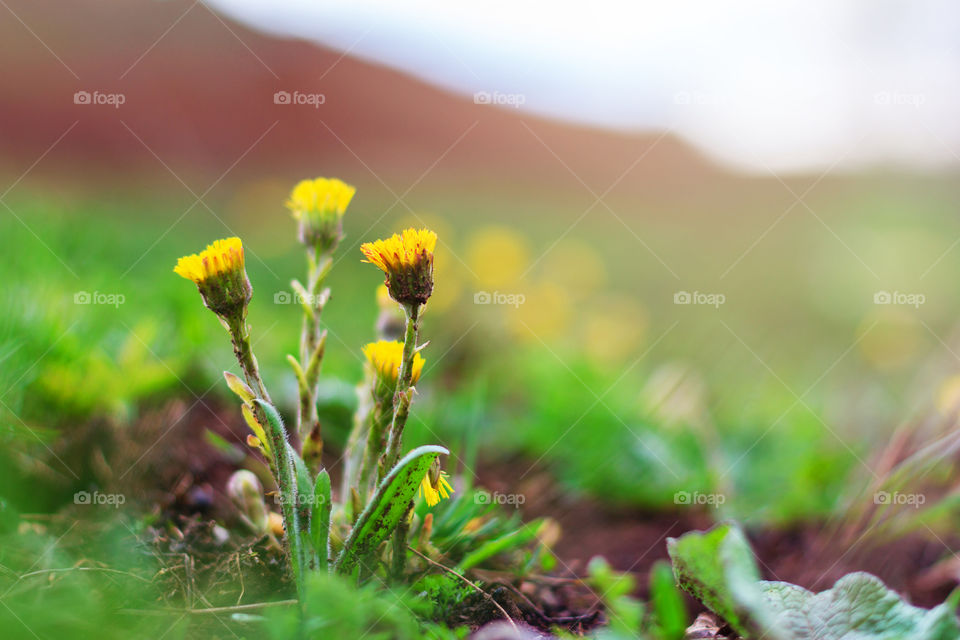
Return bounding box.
[208,0,960,173]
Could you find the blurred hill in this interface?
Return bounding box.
[0,0,722,195]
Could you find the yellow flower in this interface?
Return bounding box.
[419,463,453,507]
[174,237,245,284]
[287,177,355,219]
[286,177,356,251]
[360,228,437,305]
[362,340,424,389]
[174,237,252,319]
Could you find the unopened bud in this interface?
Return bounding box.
[226,470,268,534]
[268,511,285,537]
[242,404,270,455]
[224,371,256,405]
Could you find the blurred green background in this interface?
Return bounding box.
[4,1,960,636]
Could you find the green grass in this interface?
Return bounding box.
[4,174,960,525]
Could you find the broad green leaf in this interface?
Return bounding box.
[334,445,448,576]
[311,470,332,569]
[666,523,761,638]
[253,400,307,590]
[668,524,960,640]
[289,442,320,571]
[757,574,960,640]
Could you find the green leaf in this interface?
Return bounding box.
[457,521,541,572]
[649,560,687,640]
[668,524,960,640]
[334,445,448,576]
[311,470,332,569]
[587,556,643,635]
[289,443,320,572]
[666,523,761,638]
[756,574,960,640]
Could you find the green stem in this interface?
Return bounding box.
[228,314,272,404]
[391,503,413,580]
[380,303,421,477]
[380,303,421,579]
[254,400,306,599]
[225,317,305,596]
[358,395,392,497]
[298,251,331,463]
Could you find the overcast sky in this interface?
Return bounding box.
[207,0,960,173]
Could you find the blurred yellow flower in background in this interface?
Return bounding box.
[508,282,571,342]
[937,375,960,416]
[857,309,923,371]
[466,226,530,290]
[541,239,607,296]
[428,245,464,312]
[363,340,425,387]
[582,295,648,364]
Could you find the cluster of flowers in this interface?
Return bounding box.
[174,176,451,592]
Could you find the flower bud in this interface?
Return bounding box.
[226,470,268,534]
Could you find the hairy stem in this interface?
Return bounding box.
[380,303,421,477]
[380,303,421,578]
[228,314,272,404]
[298,251,331,464]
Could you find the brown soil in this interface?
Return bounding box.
[55,398,960,633]
[476,457,960,609]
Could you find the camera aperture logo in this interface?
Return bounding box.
[674,291,725,309]
[73,90,125,108]
[274,90,325,108]
[474,490,525,508]
[873,290,924,309]
[74,490,126,508]
[74,291,125,308]
[474,290,525,308]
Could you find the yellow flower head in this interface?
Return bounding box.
[174,237,244,284]
[419,460,453,507]
[174,237,252,319]
[362,340,424,390]
[286,177,355,251]
[360,228,437,305]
